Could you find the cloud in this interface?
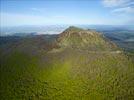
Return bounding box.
[112,6,134,13]
[102,0,134,24]
[102,0,134,14]
[102,0,131,7]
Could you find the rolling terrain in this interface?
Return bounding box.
[0,26,134,100]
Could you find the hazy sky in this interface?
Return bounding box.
[1,0,134,26]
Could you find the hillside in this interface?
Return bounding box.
[0,26,134,100]
[57,26,118,50]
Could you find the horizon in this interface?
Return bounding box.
[1,0,134,27]
[1,24,134,36]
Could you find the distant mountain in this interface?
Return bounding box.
[103,31,134,52]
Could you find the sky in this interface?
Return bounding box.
[0,0,134,27]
